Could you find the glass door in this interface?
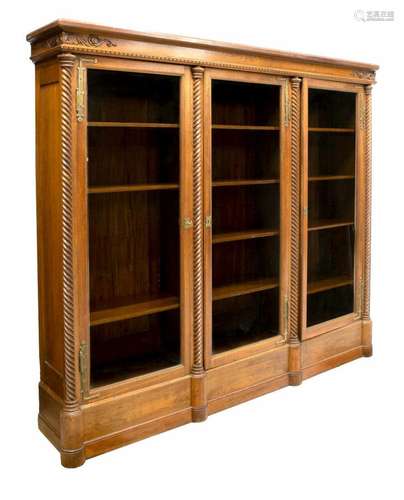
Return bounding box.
[84,62,192,388]
[204,71,288,367]
[301,80,364,339]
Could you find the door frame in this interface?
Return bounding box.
[77,57,193,398]
[300,78,366,340]
[203,68,290,369]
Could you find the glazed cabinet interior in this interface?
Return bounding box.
[203,71,287,367]
[301,80,364,339]
[28,20,375,467]
[84,67,363,386]
[85,63,192,388]
[85,66,289,386]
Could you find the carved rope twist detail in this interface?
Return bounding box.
[363,85,372,320]
[192,67,204,374]
[58,54,79,410]
[289,77,301,343]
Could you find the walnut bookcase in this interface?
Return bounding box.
[27,20,377,467]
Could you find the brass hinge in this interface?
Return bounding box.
[182,217,193,229]
[284,82,290,127]
[284,295,289,337]
[76,58,97,122]
[76,63,85,122]
[79,341,88,395]
[205,215,212,228]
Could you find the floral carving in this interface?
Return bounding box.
[352,70,375,81]
[46,32,116,48]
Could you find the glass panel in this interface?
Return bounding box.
[306,88,356,326]
[90,311,180,388]
[213,289,279,354]
[211,79,281,353]
[212,80,279,126]
[87,70,179,123]
[308,89,355,128]
[212,130,279,181]
[88,128,179,187]
[87,69,181,387]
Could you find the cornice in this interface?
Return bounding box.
[27,19,378,68]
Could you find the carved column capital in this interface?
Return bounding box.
[58,53,76,67]
[365,84,373,95]
[291,76,302,87]
[192,66,204,80]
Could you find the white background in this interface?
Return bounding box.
[1,1,403,498]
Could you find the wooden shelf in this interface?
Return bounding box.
[213,277,278,302]
[213,329,277,355]
[212,124,279,131]
[88,121,179,128]
[90,295,179,326]
[213,228,279,244]
[212,179,279,187]
[308,275,353,295]
[88,184,179,194]
[309,127,355,133]
[91,353,179,388]
[309,175,355,182]
[308,219,354,231]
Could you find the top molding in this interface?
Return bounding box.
[27,19,378,83]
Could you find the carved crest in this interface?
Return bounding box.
[352,70,375,81]
[46,32,117,48]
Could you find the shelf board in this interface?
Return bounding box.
[308,127,355,133]
[213,228,279,244]
[308,219,354,231]
[88,184,179,194]
[212,124,279,131]
[91,353,179,388]
[213,277,278,302]
[308,275,353,295]
[212,179,279,187]
[213,330,277,355]
[88,121,179,129]
[90,295,179,326]
[309,175,355,182]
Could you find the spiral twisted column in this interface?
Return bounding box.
[191,66,204,375]
[191,66,207,421]
[288,77,303,385]
[363,85,372,321]
[59,53,79,412]
[361,85,373,358]
[58,54,84,467]
[289,77,302,345]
